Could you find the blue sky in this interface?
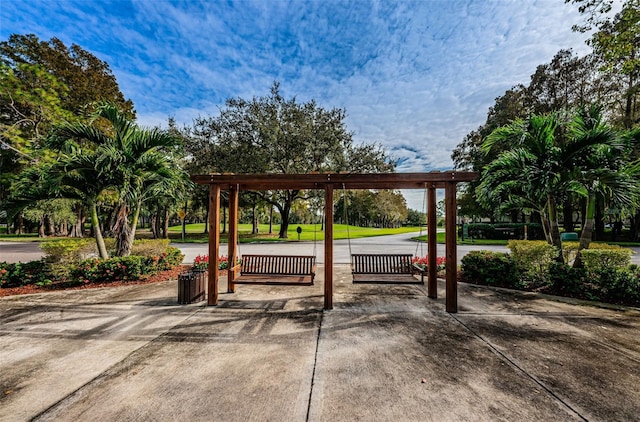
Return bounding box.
[1,0,594,209]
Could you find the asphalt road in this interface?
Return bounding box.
[1,233,639,266]
[175,232,510,265]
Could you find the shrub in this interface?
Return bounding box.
[41,238,94,263]
[411,255,446,272]
[580,248,631,278]
[547,262,586,296]
[41,238,96,281]
[0,260,51,288]
[70,256,144,284]
[461,250,520,288]
[592,267,640,306]
[508,240,558,288]
[562,241,580,265]
[159,246,184,269]
[131,239,171,257]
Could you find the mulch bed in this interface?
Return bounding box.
[0,266,227,298]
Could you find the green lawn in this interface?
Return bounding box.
[167,223,422,243]
[0,233,41,242]
[3,225,637,246]
[410,233,509,245]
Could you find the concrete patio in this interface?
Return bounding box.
[1,266,639,421]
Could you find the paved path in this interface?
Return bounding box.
[1,268,639,421]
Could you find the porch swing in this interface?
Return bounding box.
[343,185,425,284]
[230,207,320,286]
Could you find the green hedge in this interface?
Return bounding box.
[464,223,545,240]
[461,242,639,307]
[461,250,520,288]
[580,248,631,277]
[41,238,94,263]
[508,240,557,288]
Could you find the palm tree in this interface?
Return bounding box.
[479,113,566,255]
[567,106,640,266]
[12,146,112,258]
[48,103,186,257]
[480,107,640,264]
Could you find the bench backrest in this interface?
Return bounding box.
[351,254,413,274]
[241,255,316,275]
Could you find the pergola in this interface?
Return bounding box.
[192,172,479,313]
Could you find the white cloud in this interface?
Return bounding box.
[1,0,595,210]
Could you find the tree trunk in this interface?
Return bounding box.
[540,213,551,243]
[38,216,45,238]
[69,205,84,237]
[45,214,54,236]
[203,207,209,234]
[222,206,227,234]
[103,207,116,237]
[269,207,273,234]
[573,193,595,268]
[624,74,634,129]
[562,198,574,232]
[128,201,142,248]
[162,208,169,238]
[90,202,108,259]
[252,204,258,234]
[547,195,563,261]
[278,201,292,239]
[632,211,640,242]
[150,213,158,239]
[113,203,132,257]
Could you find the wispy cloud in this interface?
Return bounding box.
[1,0,593,209]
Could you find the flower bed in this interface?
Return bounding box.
[411,255,446,273]
[193,254,241,271]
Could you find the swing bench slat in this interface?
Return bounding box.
[233,254,316,285]
[351,253,423,284]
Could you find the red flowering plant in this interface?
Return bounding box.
[411,255,446,273]
[192,255,241,270]
[193,254,209,270]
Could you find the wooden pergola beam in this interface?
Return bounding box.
[192,172,477,190]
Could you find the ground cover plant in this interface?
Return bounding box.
[461,241,640,307]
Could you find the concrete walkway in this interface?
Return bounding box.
[1,267,639,421]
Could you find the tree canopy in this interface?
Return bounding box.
[1,34,135,233]
[186,82,395,238]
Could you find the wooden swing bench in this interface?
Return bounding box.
[351,253,424,284]
[232,254,316,285]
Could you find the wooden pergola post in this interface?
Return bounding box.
[227,185,239,293]
[324,183,334,309]
[192,173,477,312]
[207,184,221,306]
[445,181,457,313]
[427,184,437,299]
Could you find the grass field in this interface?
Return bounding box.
[2,225,638,247]
[166,223,422,243]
